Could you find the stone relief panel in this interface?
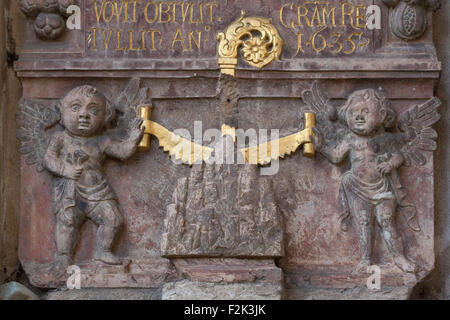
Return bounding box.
[161,162,283,257]
[13,0,442,300]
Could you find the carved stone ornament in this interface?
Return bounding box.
[217,11,284,76]
[161,162,284,257]
[160,65,320,259]
[161,74,283,258]
[20,0,78,40]
[16,79,150,272]
[308,81,441,273]
[382,0,441,41]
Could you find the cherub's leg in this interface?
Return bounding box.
[349,196,374,273]
[88,200,123,265]
[375,199,416,273]
[54,207,85,270]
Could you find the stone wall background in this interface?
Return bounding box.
[411,1,450,300]
[0,0,22,285]
[0,1,448,298]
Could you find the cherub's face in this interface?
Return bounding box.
[62,94,107,137]
[346,99,384,136]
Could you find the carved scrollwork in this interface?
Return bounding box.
[20,0,78,41]
[217,11,284,76]
[382,0,441,41]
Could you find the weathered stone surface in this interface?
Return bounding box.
[19,0,79,41]
[161,162,283,257]
[171,258,282,284]
[23,258,180,289]
[412,0,450,299]
[283,264,419,299]
[162,280,281,300]
[0,282,39,300]
[16,80,440,296]
[285,286,412,300]
[383,0,441,41]
[16,81,151,271]
[44,288,161,300]
[161,74,284,258]
[14,0,441,74]
[162,258,283,299]
[8,0,447,300]
[283,264,419,290]
[0,0,24,285]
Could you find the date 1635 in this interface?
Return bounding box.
[294,26,370,56]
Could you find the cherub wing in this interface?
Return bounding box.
[115,77,214,165]
[115,77,143,112]
[239,81,340,165]
[16,98,60,172]
[114,77,150,135]
[301,81,334,120]
[398,97,441,166]
[301,81,346,144]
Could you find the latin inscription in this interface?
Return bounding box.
[85,0,373,56]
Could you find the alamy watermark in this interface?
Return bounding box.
[168,121,281,175]
[66,5,81,30]
[366,265,381,290]
[66,265,81,290]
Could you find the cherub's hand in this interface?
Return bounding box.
[377,161,393,175]
[310,127,324,151]
[129,116,145,144]
[63,165,83,180]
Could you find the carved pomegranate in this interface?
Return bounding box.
[34,12,65,40]
[389,1,428,40]
[20,0,79,40]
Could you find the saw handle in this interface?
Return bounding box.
[138,105,152,152]
[302,112,316,157]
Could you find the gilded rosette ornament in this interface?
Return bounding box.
[217,12,284,76]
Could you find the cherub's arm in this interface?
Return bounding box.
[320,140,350,164]
[43,133,65,176]
[103,117,144,161]
[103,137,140,161]
[43,133,83,180]
[313,129,350,164]
[377,141,405,175]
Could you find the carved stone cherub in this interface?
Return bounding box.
[303,82,440,273]
[17,84,144,270]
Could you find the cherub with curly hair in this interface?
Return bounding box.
[43,85,144,268]
[310,88,438,273]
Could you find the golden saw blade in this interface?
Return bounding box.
[239,131,303,165]
[146,120,214,165]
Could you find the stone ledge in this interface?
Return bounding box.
[162,280,281,300]
[44,288,162,300]
[283,264,426,290]
[22,258,181,289]
[172,258,282,284]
